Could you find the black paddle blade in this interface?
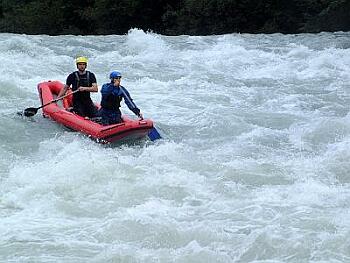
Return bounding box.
[22,107,38,117]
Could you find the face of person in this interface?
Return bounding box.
[77,63,87,71]
[113,77,121,86]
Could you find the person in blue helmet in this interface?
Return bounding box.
[99,71,143,125]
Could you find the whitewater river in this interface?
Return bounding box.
[1,29,350,262]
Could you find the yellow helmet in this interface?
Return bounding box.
[76,56,88,64]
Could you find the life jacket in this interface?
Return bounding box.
[74,71,90,90]
[101,85,122,111]
[72,71,92,104]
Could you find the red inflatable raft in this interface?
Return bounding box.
[37,81,154,143]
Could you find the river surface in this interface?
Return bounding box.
[1,29,350,262]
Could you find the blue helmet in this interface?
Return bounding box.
[110,71,122,80]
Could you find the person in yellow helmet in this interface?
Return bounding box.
[58,56,98,118]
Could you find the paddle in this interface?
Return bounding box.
[138,114,161,141]
[148,126,162,141]
[138,115,161,141]
[19,90,78,117]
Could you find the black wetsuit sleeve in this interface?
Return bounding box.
[90,72,97,84]
[66,73,75,87]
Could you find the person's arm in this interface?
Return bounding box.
[58,73,73,97]
[78,83,98,92]
[120,86,143,118]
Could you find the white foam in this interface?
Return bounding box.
[1,31,350,261]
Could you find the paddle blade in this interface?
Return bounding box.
[148,127,162,141]
[22,107,38,117]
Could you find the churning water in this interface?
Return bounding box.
[1,29,350,262]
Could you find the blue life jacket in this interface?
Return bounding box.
[100,83,140,116]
